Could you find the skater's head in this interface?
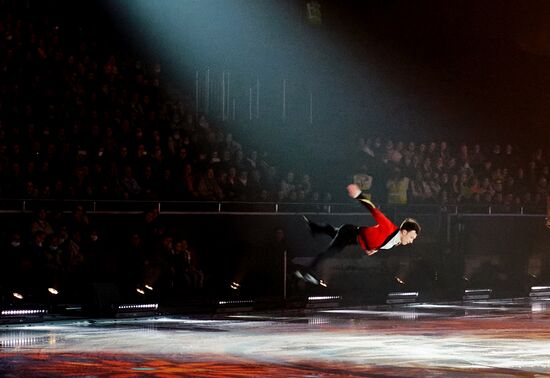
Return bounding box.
[399,218,420,245]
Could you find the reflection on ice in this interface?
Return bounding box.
[2,298,550,376]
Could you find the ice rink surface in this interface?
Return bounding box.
[1,298,550,377]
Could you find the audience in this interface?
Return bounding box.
[0,0,548,302]
[355,137,549,208]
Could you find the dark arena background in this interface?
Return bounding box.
[3,0,550,376]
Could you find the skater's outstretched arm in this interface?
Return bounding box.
[347,184,375,210]
[347,184,396,230]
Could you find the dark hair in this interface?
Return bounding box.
[400,218,421,233]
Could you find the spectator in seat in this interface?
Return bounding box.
[386,168,410,205]
[197,166,223,201]
[31,208,54,237]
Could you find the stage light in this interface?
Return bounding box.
[230,281,240,290]
[463,288,492,301]
[48,287,59,295]
[1,309,47,316]
[12,292,24,300]
[530,286,550,298]
[1,307,48,323]
[217,299,254,313]
[136,284,153,295]
[118,304,158,310]
[386,292,419,304]
[306,295,341,309]
[64,306,82,312]
[307,295,341,301]
[218,299,253,305]
[531,286,550,290]
[395,276,405,284]
[114,303,159,318]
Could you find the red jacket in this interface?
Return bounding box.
[355,196,399,253]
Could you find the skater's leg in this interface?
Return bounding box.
[302,216,338,238]
[296,224,358,285]
[309,224,358,273]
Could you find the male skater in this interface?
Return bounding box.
[296,183,420,286]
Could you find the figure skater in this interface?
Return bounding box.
[296,184,420,286]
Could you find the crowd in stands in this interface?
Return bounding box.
[0,0,323,205]
[1,1,547,210]
[1,204,205,300]
[356,138,549,208]
[1,0,549,303]
[0,0,329,302]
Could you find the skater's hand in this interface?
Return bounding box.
[347,184,362,198]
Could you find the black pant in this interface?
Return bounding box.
[308,222,359,274]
